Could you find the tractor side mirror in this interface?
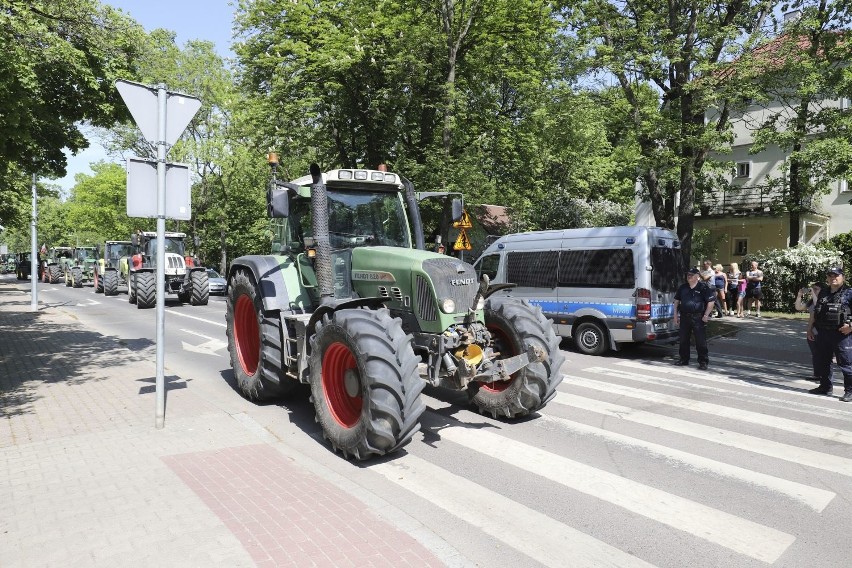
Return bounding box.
[451,198,463,222]
[267,187,290,218]
[95,245,101,258]
[131,234,138,247]
[193,235,201,247]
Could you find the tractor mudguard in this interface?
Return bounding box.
[305,297,389,343]
[229,255,295,313]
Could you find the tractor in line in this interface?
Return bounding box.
[225,157,565,460]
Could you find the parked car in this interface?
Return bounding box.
[206,268,226,295]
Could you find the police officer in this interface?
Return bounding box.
[673,267,716,370]
[808,267,852,401]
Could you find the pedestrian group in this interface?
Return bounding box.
[672,260,852,402]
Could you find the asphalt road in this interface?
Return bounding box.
[8,275,852,568]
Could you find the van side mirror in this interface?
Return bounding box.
[451,198,463,222]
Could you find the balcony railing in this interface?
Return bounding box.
[695,185,818,217]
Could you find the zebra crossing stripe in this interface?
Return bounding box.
[572,374,852,445]
[371,454,658,568]
[536,414,834,512]
[552,394,852,477]
[438,427,795,563]
[604,364,852,421]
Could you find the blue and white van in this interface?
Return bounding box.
[472,226,683,355]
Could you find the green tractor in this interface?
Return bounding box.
[15,252,41,280]
[94,240,133,295]
[64,246,97,288]
[42,247,74,284]
[225,158,565,460]
[126,231,209,309]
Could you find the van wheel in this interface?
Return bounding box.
[574,321,608,356]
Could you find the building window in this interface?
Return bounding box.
[733,238,748,256]
[841,180,851,193]
[736,162,751,178]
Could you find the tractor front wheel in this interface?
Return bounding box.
[136,272,156,309]
[471,297,565,418]
[226,270,294,401]
[309,308,425,460]
[190,270,209,306]
[103,270,118,296]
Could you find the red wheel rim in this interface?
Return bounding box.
[481,325,515,392]
[234,294,260,376]
[322,342,362,427]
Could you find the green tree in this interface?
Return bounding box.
[563,0,775,263]
[234,0,560,211]
[0,0,144,228]
[736,2,852,246]
[64,162,141,242]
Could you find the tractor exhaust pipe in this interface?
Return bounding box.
[309,163,335,304]
[400,175,425,250]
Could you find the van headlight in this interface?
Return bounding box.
[440,298,456,313]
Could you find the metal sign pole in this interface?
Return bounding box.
[155,85,167,429]
[115,78,200,430]
[30,173,38,312]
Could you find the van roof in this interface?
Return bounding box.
[479,226,679,256]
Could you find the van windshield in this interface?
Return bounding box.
[651,247,684,293]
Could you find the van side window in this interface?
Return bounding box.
[476,254,500,281]
[558,249,634,288]
[506,251,558,287]
[650,247,683,293]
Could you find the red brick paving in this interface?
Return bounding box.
[162,444,445,568]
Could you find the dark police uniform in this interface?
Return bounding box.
[674,280,716,365]
[812,285,852,396]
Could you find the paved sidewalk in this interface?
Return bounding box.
[0,281,451,568]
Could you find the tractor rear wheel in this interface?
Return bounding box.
[309,307,425,460]
[48,265,61,284]
[470,297,565,418]
[136,272,156,309]
[190,270,209,306]
[103,270,118,296]
[72,267,83,288]
[226,270,294,401]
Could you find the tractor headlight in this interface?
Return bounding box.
[476,296,485,310]
[440,298,456,314]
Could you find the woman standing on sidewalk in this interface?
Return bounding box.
[727,263,741,316]
[713,264,728,318]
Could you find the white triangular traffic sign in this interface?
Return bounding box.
[115,79,201,147]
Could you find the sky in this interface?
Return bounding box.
[52,0,237,192]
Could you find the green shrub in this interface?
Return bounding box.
[745,244,841,311]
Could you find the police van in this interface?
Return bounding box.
[473,226,683,355]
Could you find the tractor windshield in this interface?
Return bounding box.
[75,249,96,262]
[286,189,411,250]
[146,237,185,257]
[107,244,133,260]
